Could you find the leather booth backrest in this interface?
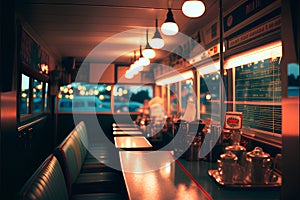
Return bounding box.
[72,130,87,165]
[54,121,89,195]
[55,135,81,195]
[75,121,89,156]
[18,155,69,200]
[75,121,88,145]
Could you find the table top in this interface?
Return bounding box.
[113,127,139,131]
[112,123,137,128]
[113,130,143,136]
[119,151,209,200]
[114,136,152,149]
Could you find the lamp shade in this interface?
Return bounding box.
[132,60,143,71]
[138,57,150,67]
[137,44,150,67]
[150,37,164,49]
[150,18,164,49]
[125,71,134,79]
[129,63,139,75]
[142,48,156,59]
[161,22,179,36]
[161,8,179,36]
[182,1,205,18]
[142,29,156,58]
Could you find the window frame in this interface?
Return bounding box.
[19,72,50,123]
[56,83,154,114]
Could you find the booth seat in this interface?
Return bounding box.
[54,121,126,195]
[18,155,125,200]
[72,121,120,173]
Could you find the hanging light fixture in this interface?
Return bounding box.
[125,58,134,79]
[126,52,138,78]
[149,18,164,49]
[142,29,156,59]
[137,45,150,67]
[125,71,134,79]
[182,0,205,18]
[161,8,179,36]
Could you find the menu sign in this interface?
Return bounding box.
[224,112,243,130]
[235,57,282,134]
[235,57,281,101]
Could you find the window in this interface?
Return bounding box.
[20,74,30,115]
[57,83,112,112]
[199,72,222,121]
[57,83,152,113]
[287,63,299,97]
[19,73,49,120]
[113,85,153,113]
[44,82,49,110]
[33,79,43,113]
[74,101,85,107]
[169,83,179,117]
[180,79,194,113]
[234,57,282,134]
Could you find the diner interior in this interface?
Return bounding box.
[0,0,299,199]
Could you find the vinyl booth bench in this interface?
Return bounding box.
[18,121,128,200]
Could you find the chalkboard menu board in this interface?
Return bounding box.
[235,57,282,134]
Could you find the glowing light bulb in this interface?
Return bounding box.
[182,1,205,18]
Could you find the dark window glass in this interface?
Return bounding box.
[199,72,221,121]
[74,101,84,107]
[57,83,111,112]
[44,82,49,110]
[113,85,153,113]
[20,74,30,115]
[169,83,179,117]
[181,79,194,113]
[32,79,43,113]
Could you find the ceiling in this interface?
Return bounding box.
[15,0,238,64]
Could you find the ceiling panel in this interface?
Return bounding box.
[15,0,239,64]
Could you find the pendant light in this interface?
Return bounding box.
[125,56,134,79]
[126,52,138,78]
[142,29,156,59]
[125,71,134,79]
[137,45,150,67]
[149,18,164,49]
[182,0,205,18]
[161,8,179,36]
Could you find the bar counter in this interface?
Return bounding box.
[114,136,152,149]
[119,151,281,200]
[119,151,210,200]
[179,159,281,200]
